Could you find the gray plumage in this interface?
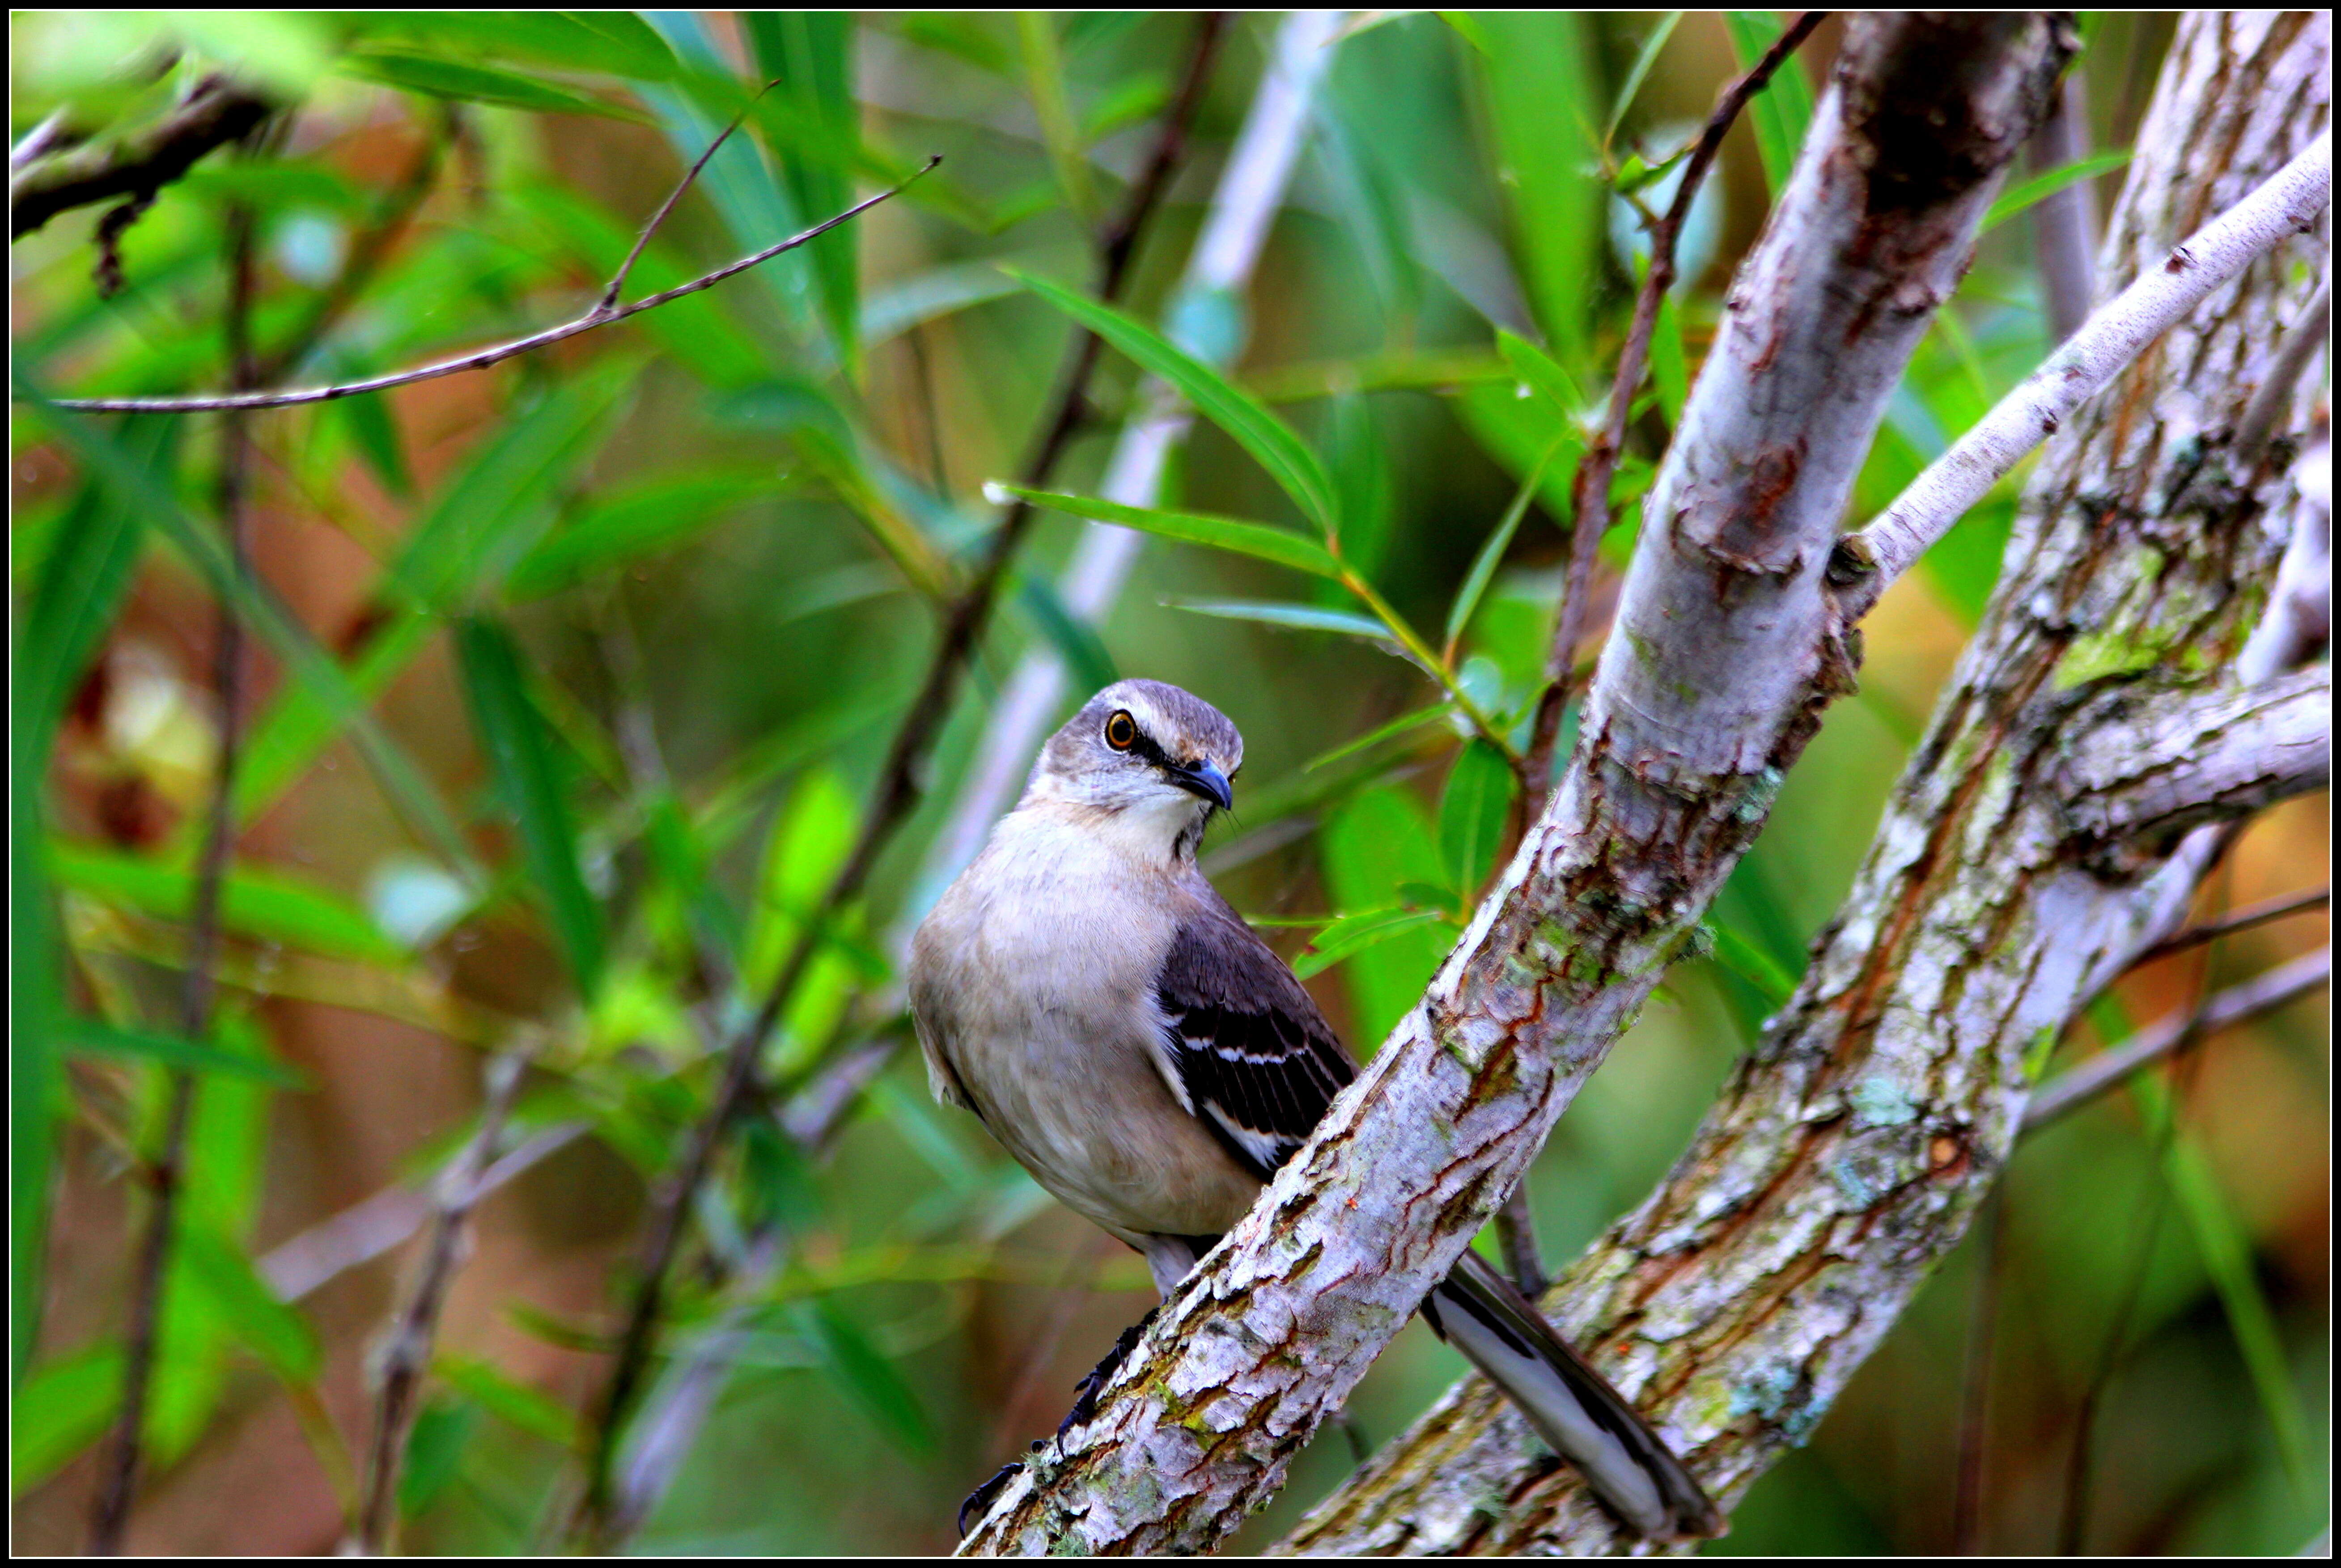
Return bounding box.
[909,679,1719,1540]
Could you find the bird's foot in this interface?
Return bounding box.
[958,1444,1042,1539]
[1056,1310,1155,1454]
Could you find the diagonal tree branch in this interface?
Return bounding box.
[961,15,2074,1555]
[1284,13,2328,1553]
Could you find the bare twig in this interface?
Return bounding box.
[257,1123,586,1304]
[2027,70,2100,344]
[598,77,783,315]
[1949,1187,2005,1553]
[574,16,1230,1539]
[1832,132,2333,623]
[11,74,273,238]
[350,1046,535,1554]
[2125,885,2328,970]
[1522,11,1828,802]
[85,197,262,1559]
[2023,948,2330,1131]
[36,161,939,414]
[2232,276,2331,473]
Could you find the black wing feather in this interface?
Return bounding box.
[1154,892,1357,1182]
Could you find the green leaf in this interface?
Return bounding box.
[1446,441,1560,651]
[1438,739,1518,895]
[437,1356,582,1450]
[1497,329,1585,417]
[341,12,679,81]
[62,1021,310,1088]
[399,1396,478,1516]
[1017,575,1120,696]
[1303,703,1455,773]
[1006,269,1341,534]
[10,416,170,1382]
[1472,13,1602,364]
[48,839,404,964]
[1652,283,1689,427]
[1700,920,1798,1006]
[1292,907,1452,980]
[179,1225,319,1381]
[799,1297,935,1455]
[1319,787,1452,1048]
[1165,599,1397,645]
[12,1343,122,1494]
[342,51,644,120]
[1004,488,1341,581]
[1983,150,2133,232]
[743,11,861,372]
[455,617,604,1000]
[1016,12,1098,226]
[1606,13,1684,146]
[1722,13,1817,196]
[505,471,769,600]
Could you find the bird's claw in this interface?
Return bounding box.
[958,1456,1031,1539]
[1056,1312,1154,1455]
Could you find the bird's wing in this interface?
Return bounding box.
[1150,888,1358,1181]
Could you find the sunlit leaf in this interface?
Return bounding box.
[1983,150,2133,232]
[1165,598,1397,644]
[1292,907,1452,979]
[1003,487,1341,581]
[1722,12,1817,196]
[1438,738,1517,894]
[799,1296,936,1456]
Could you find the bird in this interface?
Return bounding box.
[909,678,1721,1541]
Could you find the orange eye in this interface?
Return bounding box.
[1104,711,1137,750]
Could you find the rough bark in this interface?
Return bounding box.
[958,16,2074,1555]
[1282,12,2328,1555]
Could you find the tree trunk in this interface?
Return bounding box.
[1281,13,2329,1554]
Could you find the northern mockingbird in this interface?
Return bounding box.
[911,679,1720,1540]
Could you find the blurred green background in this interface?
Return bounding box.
[10,10,2326,1555]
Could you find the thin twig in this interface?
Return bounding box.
[1522,11,1828,803]
[350,1045,536,1554]
[258,1123,586,1304]
[2232,276,2331,474]
[37,161,940,414]
[2023,948,2331,1132]
[11,74,273,238]
[85,195,263,1559]
[598,77,783,315]
[1949,1186,2005,1553]
[1832,132,2333,623]
[2124,885,2328,970]
[573,15,1231,1540]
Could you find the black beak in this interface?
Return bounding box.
[1170,759,1234,813]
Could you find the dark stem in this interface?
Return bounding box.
[572,13,1231,1541]
[2122,884,2328,970]
[2026,69,2098,345]
[10,74,273,238]
[1949,1186,2004,1553]
[350,1048,534,1554]
[1521,11,1829,805]
[85,195,262,1557]
[1493,1183,1547,1298]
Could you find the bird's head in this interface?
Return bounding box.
[1024,679,1243,857]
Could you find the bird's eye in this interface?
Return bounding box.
[1104,710,1137,751]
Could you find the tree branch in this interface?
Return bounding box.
[2023,948,2330,1131]
[85,195,262,1559]
[574,16,1231,1540]
[1281,15,2326,1551]
[350,1045,534,1554]
[2054,665,2330,849]
[962,15,2072,1554]
[10,74,273,238]
[1521,11,1827,803]
[1831,131,2332,624]
[2125,884,2328,970]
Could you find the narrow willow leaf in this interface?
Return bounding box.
[179,1225,320,1381]
[1006,268,1340,534]
[505,471,769,600]
[437,1356,582,1450]
[455,617,604,1000]
[1293,907,1450,980]
[1701,920,1798,1006]
[802,1297,936,1456]
[11,1343,123,1492]
[1003,487,1342,580]
[1983,150,2133,232]
[1722,12,1816,196]
[1472,13,1601,364]
[1302,703,1455,773]
[1496,328,1584,416]
[342,51,643,120]
[1018,574,1120,695]
[1438,738,1517,895]
[49,839,405,964]
[1165,598,1397,644]
[62,1021,310,1088]
[744,10,861,372]
[1446,440,1561,651]
[1652,280,1689,427]
[1606,13,1684,146]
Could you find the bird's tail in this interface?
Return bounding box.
[1423,1249,1722,1541]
